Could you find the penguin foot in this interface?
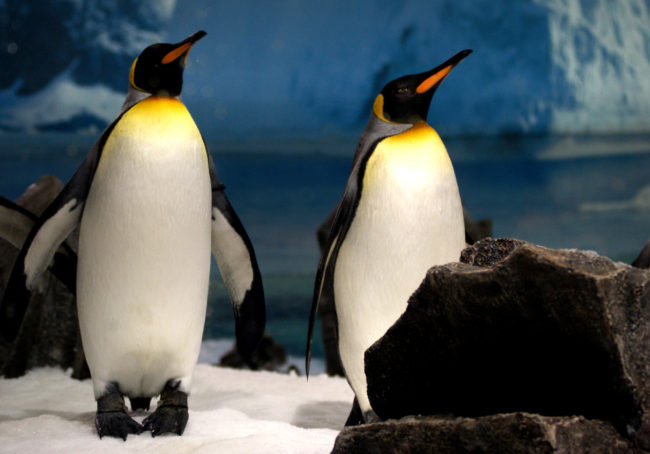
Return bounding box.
[344,398,382,426]
[363,409,380,424]
[344,397,364,427]
[142,405,188,436]
[143,381,188,437]
[95,411,144,440]
[95,383,143,440]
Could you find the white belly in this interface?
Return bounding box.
[334,127,465,413]
[77,123,212,398]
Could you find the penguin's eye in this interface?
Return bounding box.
[395,87,411,95]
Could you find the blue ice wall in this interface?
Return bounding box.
[1,0,649,136]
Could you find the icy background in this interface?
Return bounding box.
[1,0,649,136]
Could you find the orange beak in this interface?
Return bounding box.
[161,30,207,64]
[416,49,472,94]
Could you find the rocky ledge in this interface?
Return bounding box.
[333,238,650,452]
[332,413,640,454]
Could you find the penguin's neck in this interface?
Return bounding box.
[363,121,454,190]
[120,86,182,114]
[103,94,202,165]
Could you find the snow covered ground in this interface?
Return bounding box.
[0,341,350,453]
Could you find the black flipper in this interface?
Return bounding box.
[305,116,411,377]
[0,196,77,294]
[0,106,130,343]
[207,152,265,359]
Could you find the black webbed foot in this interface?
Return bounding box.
[345,397,364,427]
[363,409,380,424]
[95,411,144,440]
[142,380,189,437]
[344,397,381,426]
[95,384,143,440]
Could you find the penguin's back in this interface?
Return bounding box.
[77,96,212,398]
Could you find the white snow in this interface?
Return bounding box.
[0,343,350,453]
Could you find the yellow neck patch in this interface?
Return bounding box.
[363,122,452,189]
[103,96,203,160]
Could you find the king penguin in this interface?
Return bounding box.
[0,31,265,439]
[306,50,472,425]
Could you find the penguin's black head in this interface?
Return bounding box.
[373,49,472,124]
[129,30,206,96]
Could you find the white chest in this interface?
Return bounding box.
[336,124,465,316]
[75,97,213,397]
[333,124,465,412]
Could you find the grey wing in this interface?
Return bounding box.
[305,138,384,377]
[0,116,121,342]
[304,115,413,376]
[305,184,354,377]
[207,152,266,359]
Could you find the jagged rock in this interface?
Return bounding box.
[331,413,641,454]
[219,332,298,374]
[14,175,64,216]
[0,177,88,379]
[462,206,492,245]
[633,239,650,269]
[365,238,650,443]
[315,206,492,377]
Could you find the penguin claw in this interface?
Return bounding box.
[142,405,188,437]
[95,411,143,440]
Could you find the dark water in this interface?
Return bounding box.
[1,133,649,357]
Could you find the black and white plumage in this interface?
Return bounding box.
[0,30,265,439]
[306,50,472,424]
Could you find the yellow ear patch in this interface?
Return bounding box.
[129,57,144,91]
[372,94,390,122]
[416,65,452,94]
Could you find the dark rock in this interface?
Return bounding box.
[365,238,650,439]
[462,206,493,245]
[331,413,641,454]
[459,236,525,266]
[0,177,88,379]
[633,239,650,269]
[15,175,64,217]
[219,332,298,374]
